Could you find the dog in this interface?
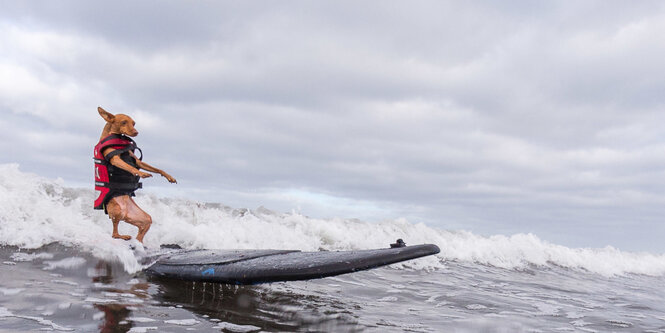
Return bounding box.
[94,107,176,243]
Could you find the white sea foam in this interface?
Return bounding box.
[11,252,54,262]
[164,319,200,326]
[0,306,73,331]
[0,288,25,296]
[43,257,87,270]
[128,317,157,323]
[1,163,665,277]
[213,322,261,332]
[128,327,158,333]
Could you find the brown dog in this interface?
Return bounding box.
[94,107,176,243]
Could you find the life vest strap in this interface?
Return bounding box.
[95,181,143,190]
[104,147,133,161]
[97,135,142,162]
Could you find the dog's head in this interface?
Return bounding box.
[98,107,139,137]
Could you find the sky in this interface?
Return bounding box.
[1,1,665,252]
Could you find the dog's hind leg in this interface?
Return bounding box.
[127,206,152,244]
[111,217,132,240]
[107,196,153,243]
[106,198,133,240]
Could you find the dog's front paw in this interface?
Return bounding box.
[163,173,177,183]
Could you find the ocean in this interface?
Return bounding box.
[1,163,664,332]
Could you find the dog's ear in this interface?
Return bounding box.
[98,106,115,123]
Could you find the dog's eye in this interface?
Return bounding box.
[121,120,127,125]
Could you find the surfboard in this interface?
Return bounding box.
[144,243,440,285]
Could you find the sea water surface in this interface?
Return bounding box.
[1,163,665,332]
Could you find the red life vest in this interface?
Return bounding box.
[93,134,143,210]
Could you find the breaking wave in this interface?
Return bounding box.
[1,163,664,277]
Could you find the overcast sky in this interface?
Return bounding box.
[1,1,665,252]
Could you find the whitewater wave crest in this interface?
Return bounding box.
[1,163,664,277]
